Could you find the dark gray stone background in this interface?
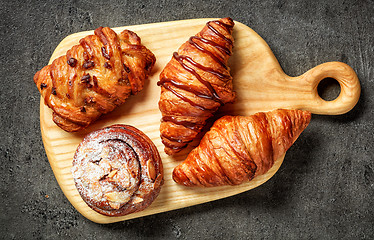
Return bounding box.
[1,0,373,239]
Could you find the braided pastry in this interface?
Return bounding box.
[173,109,311,187]
[71,124,163,216]
[34,27,156,132]
[158,17,236,155]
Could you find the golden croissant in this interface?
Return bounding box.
[173,109,312,187]
[158,17,236,155]
[34,27,155,132]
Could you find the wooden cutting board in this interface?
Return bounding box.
[39,18,360,224]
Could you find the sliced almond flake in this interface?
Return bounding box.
[108,201,121,209]
[147,160,156,181]
[105,191,131,204]
[107,169,118,178]
[131,196,144,204]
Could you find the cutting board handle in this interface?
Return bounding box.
[291,61,360,115]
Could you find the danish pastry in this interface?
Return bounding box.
[71,124,163,216]
[34,27,155,132]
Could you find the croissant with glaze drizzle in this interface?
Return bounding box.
[173,109,311,187]
[34,27,155,132]
[158,18,236,155]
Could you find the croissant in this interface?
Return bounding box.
[158,17,236,155]
[71,124,163,216]
[172,109,312,187]
[34,27,156,132]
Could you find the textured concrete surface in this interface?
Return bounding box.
[1,0,373,239]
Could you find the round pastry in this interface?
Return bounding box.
[71,124,163,216]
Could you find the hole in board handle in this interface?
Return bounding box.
[317,78,341,101]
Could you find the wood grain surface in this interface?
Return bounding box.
[39,18,360,223]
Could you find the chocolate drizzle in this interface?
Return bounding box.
[172,52,223,104]
[162,116,203,131]
[188,36,230,69]
[206,20,233,45]
[160,81,205,111]
[158,19,234,131]
[158,19,233,107]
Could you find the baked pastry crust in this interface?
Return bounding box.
[71,124,163,216]
[158,17,236,155]
[34,27,155,132]
[172,109,311,187]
